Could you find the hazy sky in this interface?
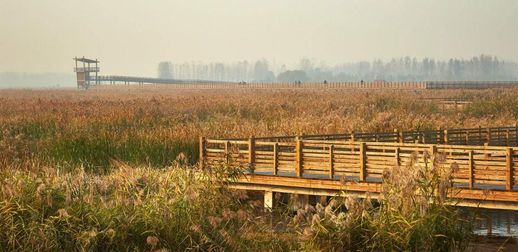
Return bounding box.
[1,0,518,76]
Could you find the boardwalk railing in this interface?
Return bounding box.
[225,125,518,147]
[88,80,518,90]
[201,138,517,192]
[200,126,518,210]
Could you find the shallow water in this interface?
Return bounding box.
[468,209,518,237]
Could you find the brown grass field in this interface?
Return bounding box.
[1,86,518,250]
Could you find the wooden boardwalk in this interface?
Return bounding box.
[201,126,518,210]
[87,79,518,90]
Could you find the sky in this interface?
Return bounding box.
[1,0,518,76]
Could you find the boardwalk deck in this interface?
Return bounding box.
[201,126,518,210]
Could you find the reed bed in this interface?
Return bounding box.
[1,87,517,172]
[0,161,290,251]
[291,152,472,251]
[1,86,517,250]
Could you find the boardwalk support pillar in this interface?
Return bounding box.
[199,137,206,170]
[264,191,274,210]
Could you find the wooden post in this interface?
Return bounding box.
[506,147,513,191]
[506,129,510,146]
[350,131,355,142]
[199,137,206,170]
[329,144,334,179]
[443,130,449,144]
[486,127,491,145]
[296,136,303,177]
[225,141,231,163]
[248,136,255,174]
[429,145,437,161]
[478,125,484,145]
[395,147,400,167]
[399,130,404,143]
[273,143,278,175]
[469,150,474,189]
[359,142,366,181]
[394,129,399,143]
[465,131,470,145]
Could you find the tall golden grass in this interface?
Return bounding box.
[2,87,517,171]
[1,86,516,250]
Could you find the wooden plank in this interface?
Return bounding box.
[360,142,366,181]
[329,144,334,179]
[395,147,400,166]
[469,150,474,189]
[507,147,513,190]
[248,136,256,174]
[296,137,302,177]
[199,137,206,169]
[273,143,278,175]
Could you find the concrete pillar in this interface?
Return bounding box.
[264,191,274,210]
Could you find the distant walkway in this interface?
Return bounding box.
[87,78,518,90]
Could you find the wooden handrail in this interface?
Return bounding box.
[205,125,518,147]
[203,138,518,192]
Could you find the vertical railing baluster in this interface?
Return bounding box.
[506,147,513,191]
[296,136,302,177]
[329,144,334,179]
[199,137,206,170]
[248,136,255,174]
[359,142,366,181]
[273,143,278,175]
[469,150,474,189]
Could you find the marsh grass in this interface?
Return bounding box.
[1,87,512,250]
[0,161,290,251]
[2,88,518,172]
[292,152,472,251]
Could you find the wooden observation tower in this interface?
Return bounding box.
[74,57,99,89]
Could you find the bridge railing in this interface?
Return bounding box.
[221,125,518,147]
[87,79,518,89]
[201,137,518,192]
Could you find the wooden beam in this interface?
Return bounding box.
[225,141,230,163]
[486,127,491,145]
[479,125,483,145]
[359,142,366,181]
[199,137,206,170]
[469,150,474,189]
[296,136,302,177]
[273,142,278,176]
[395,147,400,167]
[506,147,513,191]
[248,136,255,174]
[229,175,518,210]
[329,144,334,179]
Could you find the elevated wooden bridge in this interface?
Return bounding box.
[75,57,518,90]
[200,126,518,210]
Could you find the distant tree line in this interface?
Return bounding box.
[158,55,518,83]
